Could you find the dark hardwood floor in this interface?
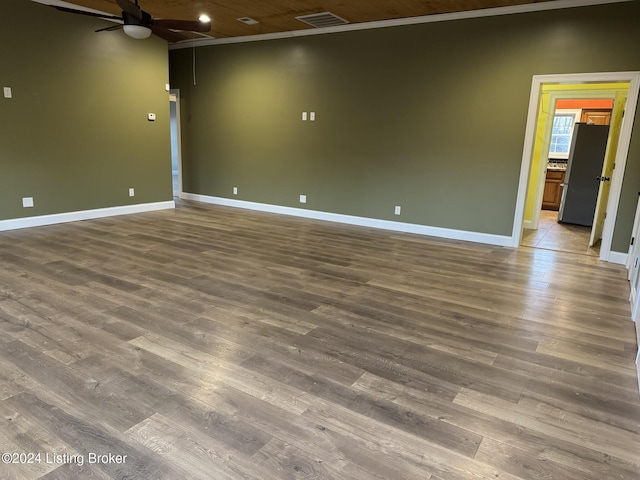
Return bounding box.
[0,200,638,479]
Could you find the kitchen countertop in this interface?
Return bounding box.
[547,161,567,171]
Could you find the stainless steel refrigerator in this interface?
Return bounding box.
[558,123,610,227]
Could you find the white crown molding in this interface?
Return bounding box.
[0,201,175,232]
[169,0,632,50]
[181,193,513,247]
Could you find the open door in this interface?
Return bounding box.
[590,154,614,246]
[589,95,627,246]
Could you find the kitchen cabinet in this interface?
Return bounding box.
[542,170,565,211]
[580,109,611,125]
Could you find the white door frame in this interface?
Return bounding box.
[528,91,623,234]
[170,89,184,198]
[511,71,640,262]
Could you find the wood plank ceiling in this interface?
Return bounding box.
[46,0,563,41]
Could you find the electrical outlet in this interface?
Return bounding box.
[22,197,34,208]
[233,187,238,195]
[299,194,307,204]
[129,188,135,197]
[394,205,401,215]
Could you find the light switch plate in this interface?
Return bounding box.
[310,112,315,121]
[302,112,308,121]
[3,87,12,99]
[299,194,307,204]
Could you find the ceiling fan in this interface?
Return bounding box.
[53,0,211,42]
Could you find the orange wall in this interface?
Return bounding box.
[556,99,614,109]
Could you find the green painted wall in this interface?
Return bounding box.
[0,0,172,221]
[170,1,640,250]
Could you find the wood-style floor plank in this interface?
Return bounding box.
[0,200,638,479]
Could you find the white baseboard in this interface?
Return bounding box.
[181,193,513,247]
[0,201,175,232]
[607,251,628,265]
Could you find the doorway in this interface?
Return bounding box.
[523,94,618,256]
[169,90,182,198]
[511,72,640,262]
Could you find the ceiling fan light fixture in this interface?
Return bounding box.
[123,24,152,39]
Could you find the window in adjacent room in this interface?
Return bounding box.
[548,110,579,158]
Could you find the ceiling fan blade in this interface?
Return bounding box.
[95,24,123,33]
[54,6,121,20]
[116,0,142,20]
[150,26,189,43]
[152,19,211,33]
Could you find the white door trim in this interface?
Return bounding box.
[529,93,622,236]
[511,71,640,263]
[170,89,184,198]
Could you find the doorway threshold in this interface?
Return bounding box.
[521,210,600,256]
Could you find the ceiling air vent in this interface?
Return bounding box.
[237,17,259,25]
[296,12,349,28]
